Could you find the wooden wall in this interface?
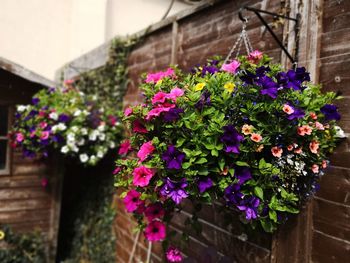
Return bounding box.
[0,70,61,261]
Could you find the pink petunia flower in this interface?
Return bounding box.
[113,167,122,175]
[124,107,133,116]
[144,221,166,242]
[166,246,183,262]
[146,104,175,120]
[309,141,319,154]
[283,104,294,115]
[133,120,148,134]
[132,166,155,187]
[309,112,317,120]
[144,202,165,221]
[40,131,50,140]
[315,121,325,130]
[137,141,155,162]
[311,164,319,173]
[39,122,48,129]
[167,87,184,101]
[41,178,48,188]
[39,111,46,117]
[152,92,168,105]
[145,68,175,83]
[271,146,283,158]
[123,190,143,213]
[221,60,241,74]
[248,50,263,64]
[118,140,132,155]
[16,133,24,142]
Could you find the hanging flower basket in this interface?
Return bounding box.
[115,51,344,261]
[10,85,123,166]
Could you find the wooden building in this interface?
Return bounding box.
[0,57,61,261]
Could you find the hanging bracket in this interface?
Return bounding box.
[238,6,301,68]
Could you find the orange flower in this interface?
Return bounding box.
[242,124,254,135]
[271,146,283,158]
[309,141,319,154]
[250,133,262,142]
[322,160,327,169]
[309,112,317,120]
[297,125,312,136]
[294,147,303,154]
[287,145,294,151]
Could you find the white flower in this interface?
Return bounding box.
[74,110,82,116]
[99,133,106,141]
[57,123,67,131]
[92,95,98,101]
[98,125,105,132]
[52,125,58,133]
[72,145,79,152]
[81,128,88,135]
[97,151,104,158]
[71,126,79,132]
[82,110,89,116]
[17,105,27,112]
[67,133,75,142]
[49,112,58,120]
[79,154,89,163]
[89,130,99,141]
[77,139,85,146]
[61,146,69,154]
[109,141,116,149]
[70,98,76,104]
[335,126,346,138]
[89,155,97,165]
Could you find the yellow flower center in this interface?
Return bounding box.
[0,230,5,240]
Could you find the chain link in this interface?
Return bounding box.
[224,21,254,64]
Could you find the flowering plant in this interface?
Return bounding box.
[10,85,123,166]
[115,51,344,261]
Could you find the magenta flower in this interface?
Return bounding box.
[144,221,166,242]
[144,202,165,221]
[133,120,148,134]
[167,87,184,101]
[16,133,24,142]
[132,166,155,187]
[124,107,133,116]
[41,178,48,188]
[248,50,263,64]
[40,131,50,140]
[166,246,183,262]
[118,140,132,155]
[152,92,168,104]
[113,167,122,175]
[123,189,143,213]
[221,60,240,74]
[137,141,155,162]
[146,104,175,120]
[145,68,175,83]
[39,122,48,129]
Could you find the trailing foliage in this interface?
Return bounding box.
[115,51,344,261]
[0,225,45,263]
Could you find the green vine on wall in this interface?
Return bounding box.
[74,38,137,108]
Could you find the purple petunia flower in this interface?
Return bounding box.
[160,177,189,204]
[220,125,244,154]
[198,177,213,193]
[286,106,305,120]
[58,114,70,123]
[237,196,260,220]
[224,184,243,205]
[195,90,211,110]
[32,97,40,105]
[257,76,279,99]
[163,108,184,122]
[277,67,310,91]
[201,65,219,76]
[234,167,252,185]
[320,104,341,121]
[162,145,185,170]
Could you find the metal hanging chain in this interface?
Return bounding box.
[224,21,254,64]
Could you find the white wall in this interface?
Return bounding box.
[0,0,191,80]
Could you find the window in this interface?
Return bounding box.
[0,105,10,175]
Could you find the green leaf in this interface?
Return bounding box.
[254,186,264,200]
[195,158,207,164]
[176,137,186,147]
[236,161,249,167]
[211,149,218,156]
[269,210,278,223]
[182,162,191,169]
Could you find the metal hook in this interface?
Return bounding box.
[238,7,249,23]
